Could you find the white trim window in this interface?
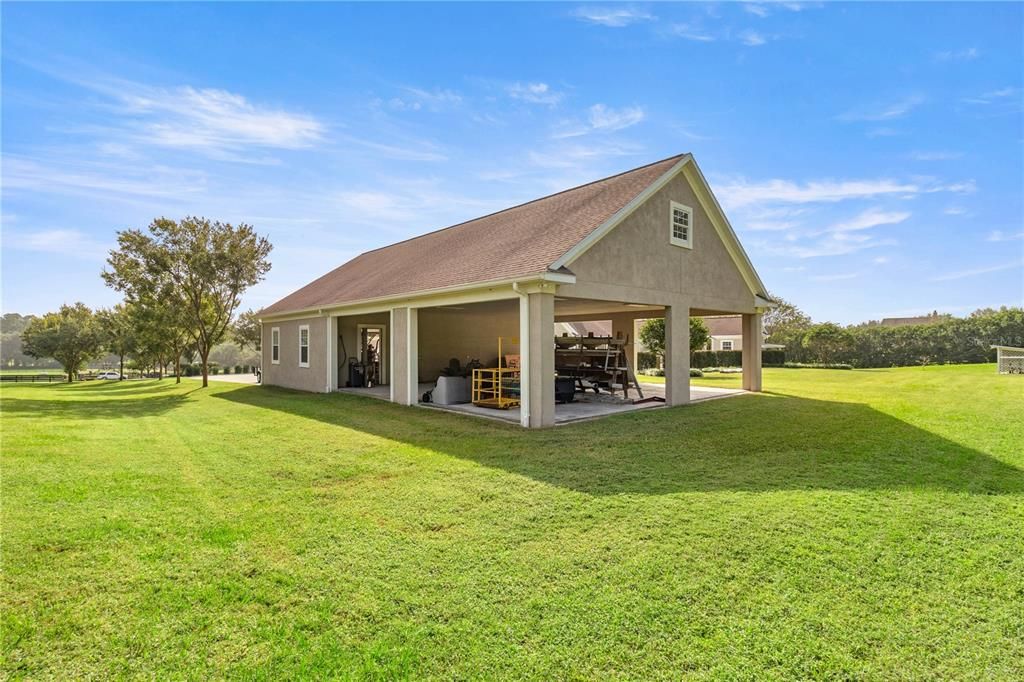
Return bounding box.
[721,340,734,351]
[271,327,281,364]
[298,325,310,368]
[670,201,693,249]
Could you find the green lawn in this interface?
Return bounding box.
[3,366,1022,678]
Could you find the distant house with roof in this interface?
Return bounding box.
[704,315,784,351]
[877,312,952,327]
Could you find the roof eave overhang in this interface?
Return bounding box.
[258,270,576,322]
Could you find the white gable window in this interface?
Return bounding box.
[721,340,733,351]
[670,201,693,249]
[271,327,280,364]
[298,325,310,368]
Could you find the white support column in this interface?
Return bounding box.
[518,293,531,428]
[326,315,338,392]
[665,304,691,406]
[742,312,763,392]
[390,307,418,406]
[407,307,418,405]
[526,291,555,428]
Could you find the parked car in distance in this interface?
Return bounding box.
[96,371,123,380]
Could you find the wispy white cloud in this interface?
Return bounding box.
[113,84,324,152]
[571,6,653,27]
[337,135,447,162]
[962,87,1019,105]
[924,179,976,194]
[553,103,646,138]
[930,260,1023,282]
[330,179,506,233]
[873,256,890,265]
[777,237,896,259]
[944,207,968,216]
[588,104,645,132]
[718,175,975,210]
[739,30,767,46]
[934,47,978,62]
[666,23,716,42]
[507,82,563,106]
[29,65,326,158]
[4,228,110,259]
[379,86,463,112]
[838,95,925,122]
[828,209,911,233]
[528,141,639,170]
[908,150,963,161]
[716,177,919,209]
[810,272,860,282]
[744,219,800,232]
[866,127,901,138]
[743,1,818,17]
[3,156,207,200]
[986,230,1024,242]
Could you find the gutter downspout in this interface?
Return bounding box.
[513,282,530,428]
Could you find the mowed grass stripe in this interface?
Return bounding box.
[2,365,1022,678]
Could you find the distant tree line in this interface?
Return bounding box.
[769,301,1023,368]
[1,314,61,368]
[634,297,1023,370]
[19,216,272,384]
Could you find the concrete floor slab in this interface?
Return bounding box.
[336,381,746,425]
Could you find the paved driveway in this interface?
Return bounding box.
[184,373,260,385]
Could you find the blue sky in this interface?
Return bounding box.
[3,2,1022,324]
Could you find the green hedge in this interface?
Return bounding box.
[779,308,1023,368]
[637,351,659,371]
[783,362,853,370]
[689,349,786,369]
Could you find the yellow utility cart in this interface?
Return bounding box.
[471,337,521,409]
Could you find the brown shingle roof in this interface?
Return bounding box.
[261,154,686,315]
[703,316,742,336]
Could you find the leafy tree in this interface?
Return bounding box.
[232,309,262,351]
[762,294,812,342]
[639,316,712,364]
[689,317,710,352]
[97,304,137,379]
[104,216,272,387]
[801,322,855,363]
[21,303,104,382]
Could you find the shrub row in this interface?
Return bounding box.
[689,349,786,369]
[782,362,853,370]
[779,308,1023,368]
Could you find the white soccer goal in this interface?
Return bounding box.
[992,345,1024,374]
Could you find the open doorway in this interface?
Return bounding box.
[349,324,386,388]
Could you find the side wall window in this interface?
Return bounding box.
[299,325,310,368]
[271,327,280,364]
[670,201,693,249]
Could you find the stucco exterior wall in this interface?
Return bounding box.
[560,170,756,314]
[262,316,328,393]
[711,334,744,351]
[416,303,519,382]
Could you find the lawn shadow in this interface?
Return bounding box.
[216,386,1024,496]
[2,382,196,420]
[55,380,185,395]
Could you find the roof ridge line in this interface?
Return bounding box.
[354,153,688,258]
